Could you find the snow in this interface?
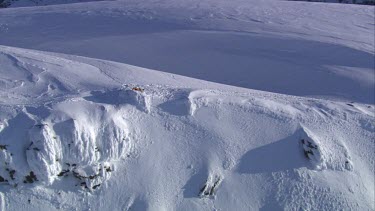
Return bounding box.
[2,0,373,8]
[0,0,374,103]
[0,0,374,210]
[0,0,109,8]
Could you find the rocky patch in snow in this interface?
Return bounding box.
[199,174,222,198]
[299,127,353,171]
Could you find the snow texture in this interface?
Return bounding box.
[0,0,374,210]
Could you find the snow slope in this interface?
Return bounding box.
[0,0,374,210]
[1,0,374,8]
[0,0,374,103]
[0,45,374,211]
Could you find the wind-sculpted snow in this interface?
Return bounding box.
[0,101,133,189]
[84,88,151,113]
[0,13,373,211]
[27,123,63,184]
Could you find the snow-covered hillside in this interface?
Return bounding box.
[0,44,374,211]
[0,0,374,103]
[0,0,374,210]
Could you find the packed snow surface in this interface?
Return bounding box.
[0,0,374,210]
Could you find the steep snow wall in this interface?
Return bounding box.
[0,104,132,189]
